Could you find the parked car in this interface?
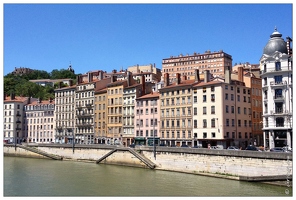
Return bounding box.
[159,143,166,147]
[270,147,285,152]
[129,144,135,148]
[245,145,259,151]
[227,146,239,150]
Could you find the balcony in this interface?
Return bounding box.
[16,113,21,117]
[270,81,285,88]
[16,120,21,124]
[77,113,93,118]
[16,127,21,130]
[274,95,285,101]
[85,103,93,108]
[76,122,93,127]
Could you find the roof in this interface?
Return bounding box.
[263,28,288,56]
[4,96,28,103]
[27,99,55,105]
[160,79,196,90]
[137,92,159,100]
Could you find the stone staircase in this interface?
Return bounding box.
[96,147,155,169]
[17,144,63,160]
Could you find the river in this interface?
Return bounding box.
[3,156,292,197]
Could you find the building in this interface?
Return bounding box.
[75,73,111,144]
[29,78,73,87]
[94,88,108,144]
[231,66,263,146]
[54,80,76,144]
[11,67,34,75]
[3,94,32,144]
[128,64,162,82]
[134,91,160,146]
[260,28,293,149]
[193,68,252,149]
[162,50,232,83]
[24,98,55,143]
[159,72,197,147]
[232,62,260,78]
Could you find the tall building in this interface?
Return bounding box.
[94,88,108,144]
[159,73,197,147]
[162,50,232,83]
[54,80,76,144]
[134,91,160,146]
[75,73,111,144]
[193,68,252,149]
[260,28,293,149]
[231,66,263,146]
[25,98,55,143]
[3,94,32,144]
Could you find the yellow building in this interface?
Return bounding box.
[94,88,108,144]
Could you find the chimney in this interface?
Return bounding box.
[88,72,93,83]
[76,75,82,84]
[98,71,103,80]
[10,91,15,100]
[141,75,146,96]
[164,73,169,87]
[176,73,181,85]
[49,97,52,103]
[28,97,31,104]
[195,69,200,82]
[69,79,73,86]
[204,70,210,83]
[225,66,231,84]
[59,81,62,88]
[181,75,187,82]
[38,98,41,104]
[127,71,132,87]
[238,66,244,82]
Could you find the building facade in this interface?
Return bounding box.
[3,94,31,144]
[162,50,232,83]
[25,98,55,143]
[260,28,293,149]
[54,81,76,144]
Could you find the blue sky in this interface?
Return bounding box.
[3,3,293,76]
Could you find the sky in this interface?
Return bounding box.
[2,2,293,76]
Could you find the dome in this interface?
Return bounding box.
[263,28,288,56]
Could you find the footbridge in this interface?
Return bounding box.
[17,144,63,160]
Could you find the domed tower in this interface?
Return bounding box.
[68,64,75,74]
[260,27,293,150]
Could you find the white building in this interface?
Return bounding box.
[24,98,55,143]
[3,94,32,144]
[260,28,293,149]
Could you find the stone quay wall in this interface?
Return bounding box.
[3,144,292,179]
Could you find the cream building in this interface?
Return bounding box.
[54,80,76,144]
[4,94,32,144]
[25,98,55,143]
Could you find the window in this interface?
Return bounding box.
[203,107,207,115]
[231,106,235,113]
[274,75,282,84]
[211,94,215,102]
[231,94,234,101]
[226,105,229,113]
[238,107,241,114]
[226,119,229,126]
[276,117,284,127]
[211,118,215,128]
[225,93,228,100]
[203,95,207,102]
[203,119,207,128]
[232,119,235,127]
[237,95,240,102]
[194,120,197,128]
[275,62,281,71]
[211,106,215,114]
[211,132,216,138]
[194,107,197,115]
[203,87,206,93]
[238,120,241,127]
[194,96,197,103]
[203,132,207,138]
[211,86,215,92]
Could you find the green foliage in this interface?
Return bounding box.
[4,68,77,100]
